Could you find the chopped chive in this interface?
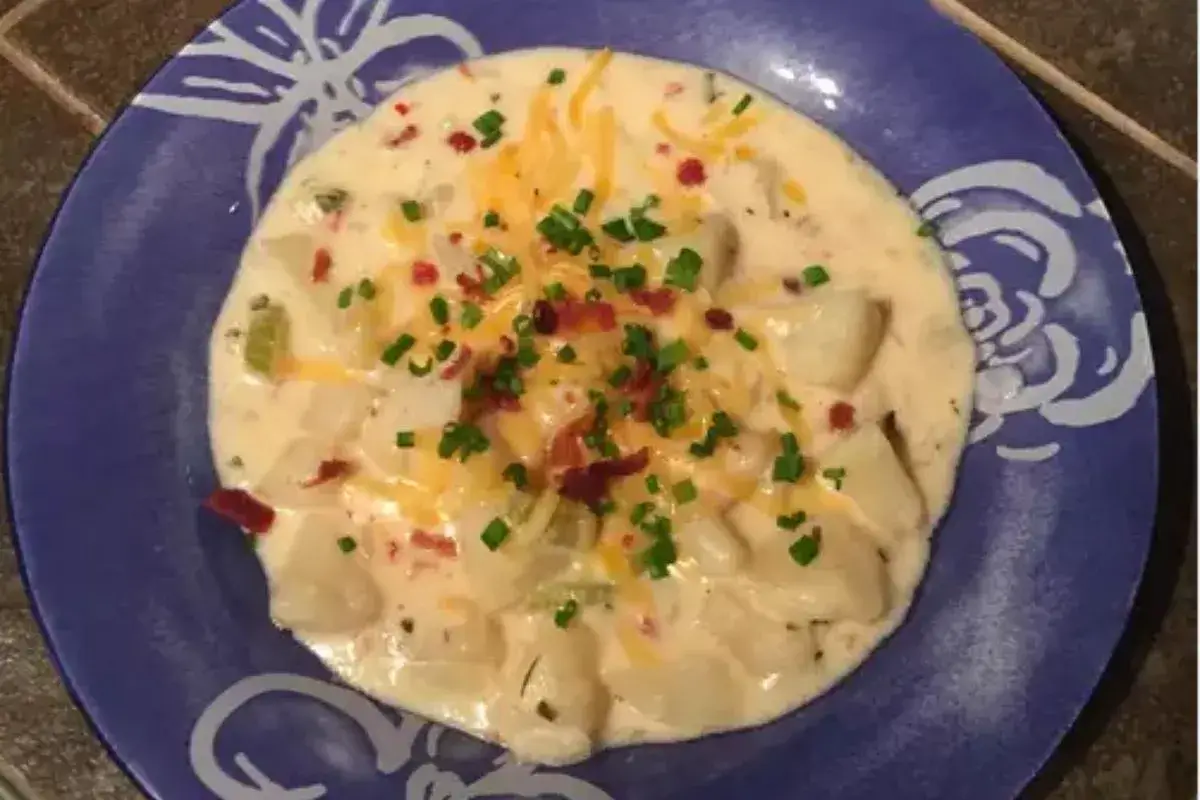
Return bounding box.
[395,431,416,448]
[502,462,529,489]
[401,200,423,222]
[547,68,567,85]
[573,188,595,215]
[821,466,847,490]
[781,433,800,454]
[655,339,691,373]
[545,282,567,301]
[672,479,698,504]
[357,278,377,299]
[732,93,753,115]
[483,210,501,228]
[630,501,655,525]
[601,218,635,242]
[692,356,709,371]
[430,295,450,325]
[480,129,503,148]
[554,598,579,628]
[640,535,677,579]
[408,357,434,376]
[337,286,355,310]
[664,247,702,291]
[512,314,534,336]
[789,532,821,566]
[615,398,633,417]
[566,227,594,255]
[594,499,617,517]
[434,340,456,362]
[589,263,612,278]
[777,390,801,410]
[612,264,647,292]
[711,411,738,437]
[622,324,655,359]
[480,517,510,551]
[557,344,577,363]
[776,510,807,531]
[336,536,357,554]
[773,446,804,483]
[733,328,758,351]
[631,216,667,242]
[645,474,661,494]
[460,302,484,329]
[381,333,417,366]
[802,264,830,287]
[472,109,506,136]
[916,220,937,237]
[608,364,633,387]
[516,342,540,367]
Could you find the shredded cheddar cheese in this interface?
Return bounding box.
[568,48,614,129]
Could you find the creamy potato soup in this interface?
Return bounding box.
[206,48,974,764]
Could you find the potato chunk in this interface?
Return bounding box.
[820,423,925,544]
[607,653,739,730]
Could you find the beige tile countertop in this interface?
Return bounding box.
[0,0,1194,797]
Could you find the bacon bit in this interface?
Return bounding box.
[386,540,401,562]
[456,270,487,300]
[637,616,659,638]
[553,297,617,334]
[654,142,672,156]
[393,101,411,116]
[558,448,650,511]
[704,307,734,330]
[782,277,802,294]
[547,424,587,472]
[440,345,473,379]
[311,247,333,283]
[618,359,665,422]
[532,299,559,334]
[499,335,516,354]
[663,81,685,98]
[457,63,475,80]
[386,124,420,148]
[629,288,676,316]
[446,131,477,153]
[448,231,463,245]
[411,529,458,558]
[326,208,345,233]
[829,401,856,431]
[412,260,440,286]
[203,488,275,534]
[621,532,636,550]
[676,157,707,187]
[301,459,355,488]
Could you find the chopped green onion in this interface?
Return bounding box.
[672,479,698,504]
[547,68,567,85]
[594,499,617,517]
[401,200,423,222]
[916,220,937,237]
[655,339,691,373]
[557,345,577,363]
[516,341,540,367]
[615,398,633,417]
[711,411,738,437]
[472,109,506,136]
[380,333,417,366]
[512,314,534,336]
[438,422,490,461]
[430,295,450,325]
[821,466,847,490]
[608,364,633,387]
[483,210,501,228]
[337,287,354,309]
[612,264,647,292]
[480,517,510,551]
[480,129,503,148]
[601,218,635,242]
[789,532,821,566]
[732,93,754,115]
[648,385,689,438]
[777,390,801,410]
[589,263,612,278]
[773,433,804,482]
[357,278,377,299]
[337,536,357,554]
[630,501,655,525]
[692,356,709,371]
[553,598,580,628]
[733,328,758,351]
[502,462,529,489]
[461,302,484,329]
[664,247,703,291]
[645,475,661,494]
[573,188,595,215]
[243,303,290,378]
[631,216,667,242]
[566,227,594,255]
[545,282,567,301]
[776,510,807,531]
[622,324,656,359]
[640,535,677,579]
[434,340,456,362]
[802,264,830,287]
[395,431,416,448]
[408,357,434,376]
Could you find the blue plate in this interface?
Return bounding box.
[6,0,1157,798]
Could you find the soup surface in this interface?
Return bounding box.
[207,48,975,764]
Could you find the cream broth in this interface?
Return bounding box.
[207,48,974,764]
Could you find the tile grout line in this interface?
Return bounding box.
[932,0,1198,180]
[0,37,105,135]
[0,0,53,36]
